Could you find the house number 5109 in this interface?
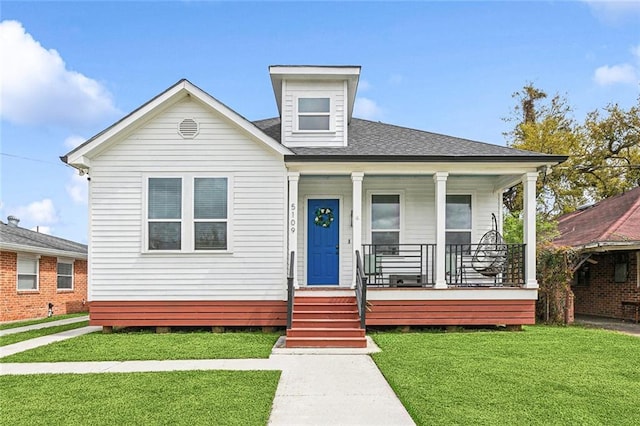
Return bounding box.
[290,203,296,233]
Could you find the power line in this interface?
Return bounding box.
[1,152,71,168]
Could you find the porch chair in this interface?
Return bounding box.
[470,213,508,278]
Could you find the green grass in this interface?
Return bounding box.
[0,312,87,330]
[0,321,89,347]
[1,330,281,362]
[0,370,280,426]
[372,326,640,425]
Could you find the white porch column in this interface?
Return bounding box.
[351,172,364,288]
[523,172,539,289]
[434,172,448,288]
[287,172,300,288]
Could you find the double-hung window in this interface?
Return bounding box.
[297,97,331,131]
[371,194,400,255]
[147,176,229,252]
[17,256,38,291]
[57,260,74,290]
[445,195,472,253]
[148,178,182,250]
[194,177,228,250]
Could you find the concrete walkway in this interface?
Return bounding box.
[0,315,89,336]
[0,326,101,358]
[0,329,415,426]
[574,315,640,337]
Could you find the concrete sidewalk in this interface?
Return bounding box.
[268,353,415,425]
[0,315,89,336]
[0,326,101,358]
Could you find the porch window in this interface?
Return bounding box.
[446,195,472,252]
[371,194,400,255]
[297,97,331,131]
[148,178,182,250]
[57,260,74,290]
[17,256,38,291]
[194,177,228,250]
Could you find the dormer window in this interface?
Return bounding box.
[297,97,331,131]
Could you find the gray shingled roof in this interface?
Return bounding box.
[0,222,87,256]
[253,117,566,162]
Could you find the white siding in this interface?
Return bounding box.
[88,98,287,301]
[295,175,501,286]
[281,80,346,147]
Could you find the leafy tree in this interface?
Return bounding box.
[578,102,640,199]
[503,85,583,217]
[504,85,640,217]
[502,211,558,244]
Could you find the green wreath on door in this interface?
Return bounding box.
[314,207,334,228]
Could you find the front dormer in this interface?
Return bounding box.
[269,65,360,148]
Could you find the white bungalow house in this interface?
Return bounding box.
[63,66,566,347]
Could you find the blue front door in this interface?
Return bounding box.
[307,199,339,285]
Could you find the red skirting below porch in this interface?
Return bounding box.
[366,300,535,326]
[89,301,287,327]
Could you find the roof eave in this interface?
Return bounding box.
[65,79,292,167]
[570,241,640,252]
[0,242,88,259]
[284,154,569,163]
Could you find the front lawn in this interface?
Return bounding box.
[0,321,89,347]
[0,312,87,330]
[372,326,640,425]
[0,370,280,426]
[1,329,280,362]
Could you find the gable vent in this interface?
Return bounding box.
[178,118,199,139]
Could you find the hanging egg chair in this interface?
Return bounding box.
[471,213,508,277]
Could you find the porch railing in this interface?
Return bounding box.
[362,244,525,288]
[286,251,295,329]
[355,250,367,329]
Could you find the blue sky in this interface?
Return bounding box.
[1,1,639,243]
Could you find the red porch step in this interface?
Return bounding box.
[286,294,367,348]
[287,327,365,338]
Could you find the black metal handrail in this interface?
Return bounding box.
[355,250,367,329]
[362,243,525,287]
[286,251,295,329]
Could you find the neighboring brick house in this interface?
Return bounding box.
[1,216,88,322]
[554,187,640,321]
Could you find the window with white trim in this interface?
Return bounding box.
[297,97,331,131]
[57,260,74,290]
[17,256,38,291]
[445,195,472,252]
[148,178,182,250]
[146,176,229,252]
[371,194,400,255]
[194,177,228,250]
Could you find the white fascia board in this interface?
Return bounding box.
[286,162,545,175]
[66,80,291,167]
[269,65,361,78]
[0,243,87,260]
[65,82,190,166]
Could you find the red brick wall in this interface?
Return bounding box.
[1,251,88,322]
[572,251,639,320]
